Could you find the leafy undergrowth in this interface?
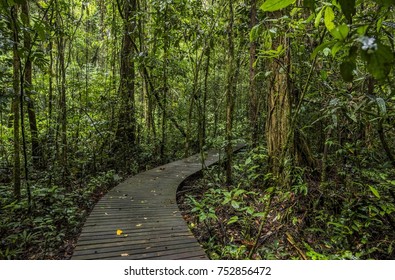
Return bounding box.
[178,146,395,260]
[0,171,120,259]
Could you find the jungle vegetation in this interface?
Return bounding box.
[1,0,395,259]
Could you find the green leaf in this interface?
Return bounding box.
[234,189,245,197]
[362,43,394,80]
[330,24,349,40]
[250,24,261,42]
[340,60,356,82]
[376,97,387,117]
[338,0,356,23]
[357,25,369,36]
[253,212,267,218]
[315,8,324,28]
[331,42,343,57]
[324,6,336,31]
[227,216,239,225]
[369,185,381,199]
[311,40,336,59]
[261,0,296,12]
[231,200,240,209]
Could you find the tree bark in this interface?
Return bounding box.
[115,0,137,155]
[21,2,44,170]
[225,0,235,185]
[266,16,291,182]
[10,5,21,200]
[249,0,259,146]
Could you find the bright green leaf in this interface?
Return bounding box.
[227,216,239,225]
[261,0,296,12]
[331,42,343,57]
[369,185,381,199]
[324,6,336,31]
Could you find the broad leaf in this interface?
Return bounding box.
[261,0,296,12]
[340,60,356,82]
[324,6,336,31]
[330,24,349,40]
[362,43,394,80]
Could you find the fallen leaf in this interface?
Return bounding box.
[136,224,142,227]
[121,253,129,257]
[116,229,123,235]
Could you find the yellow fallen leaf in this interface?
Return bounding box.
[121,253,129,257]
[116,229,123,235]
[136,224,142,227]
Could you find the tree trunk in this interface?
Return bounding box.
[266,19,291,183]
[10,5,21,200]
[249,0,259,146]
[115,0,137,157]
[21,2,44,170]
[225,0,235,185]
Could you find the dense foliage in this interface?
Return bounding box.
[1,0,395,259]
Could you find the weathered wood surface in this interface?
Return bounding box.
[72,145,244,260]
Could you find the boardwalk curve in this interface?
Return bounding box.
[72,146,244,260]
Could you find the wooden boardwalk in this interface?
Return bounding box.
[72,146,243,260]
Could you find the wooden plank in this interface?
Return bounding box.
[72,146,245,260]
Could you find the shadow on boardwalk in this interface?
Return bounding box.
[72,145,244,260]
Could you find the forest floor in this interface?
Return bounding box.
[178,148,395,260]
[2,147,395,259]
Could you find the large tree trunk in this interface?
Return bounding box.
[266,25,291,183]
[115,0,137,156]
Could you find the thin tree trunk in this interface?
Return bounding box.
[225,0,235,186]
[22,2,43,170]
[160,3,169,160]
[10,5,21,200]
[249,0,259,146]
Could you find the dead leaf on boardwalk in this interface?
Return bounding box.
[121,253,129,257]
[136,224,142,227]
[116,229,123,235]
